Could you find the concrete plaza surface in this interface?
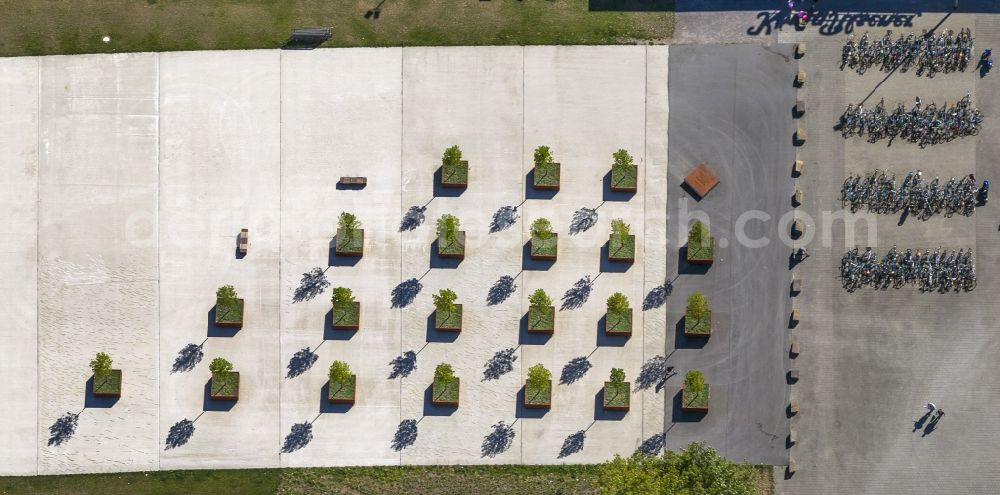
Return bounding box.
[0,46,674,475]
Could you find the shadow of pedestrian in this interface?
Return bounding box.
[913,410,932,432]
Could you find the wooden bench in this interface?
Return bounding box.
[789,428,798,445]
[339,176,367,186]
[796,43,806,58]
[792,219,805,236]
[790,335,800,357]
[789,398,800,415]
[793,190,803,206]
[788,457,798,474]
[795,71,806,86]
[683,163,720,199]
[793,159,804,176]
[795,127,807,143]
[791,309,801,323]
[791,278,802,294]
[795,99,805,116]
[788,367,800,382]
[238,229,249,256]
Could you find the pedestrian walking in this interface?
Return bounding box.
[936,409,945,420]
[926,402,936,412]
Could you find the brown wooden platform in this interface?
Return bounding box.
[683,163,720,199]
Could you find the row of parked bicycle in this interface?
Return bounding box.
[841,170,989,218]
[841,29,975,76]
[839,94,983,146]
[840,246,976,293]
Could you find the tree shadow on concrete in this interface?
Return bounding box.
[637,432,666,455]
[47,412,79,446]
[642,281,673,310]
[487,275,517,306]
[399,205,427,232]
[561,276,593,310]
[560,356,592,385]
[391,419,418,451]
[569,207,599,235]
[481,420,516,458]
[489,206,519,233]
[286,347,319,378]
[164,418,196,450]
[636,355,673,392]
[281,422,313,453]
[389,350,417,379]
[483,347,517,381]
[171,342,205,374]
[558,430,586,458]
[391,278,423,308]
[292,267,330,303]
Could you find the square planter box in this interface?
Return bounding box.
[327,375,356,404]
[603,381,631,412]
[432,377,460,407]
[437,231,466,259]
[92,369,122,398]
[681,384,710,413]
[440,160,469,189]
[533,163,560,191]
[608,234,635,263]
[210,371,240,401]
[335,228,364,257]
[610,165,638,193]
[435,305,463,332]
[686,237,715,265]
[524,380,552,409]
[530,233,558,261]
[527,305,555,334]
[332,301,361,330]
[215,298,245,329]
[684,311,712,338]
[606,308,633,337]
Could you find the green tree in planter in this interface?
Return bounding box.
[612,149,634,171]
[90,352,113,379]
[216,285,237,305]
[443,145,462,168]
[685,370,706,397]
[686,292,710,319]
[329,360,352,383]
[689,220,710,249]
[209,357,233,378]
[434,363,455,382]
[331,287,355,309]
[529,288,552,309]
[527,364,552,389]
[607,292,629,314]
[611,219,631,243]
[337,212,361,249]
[436,214,461,247]
[433,288,458,313]
[533,145,556,181]
[610,368,626,384]
[531,218,553,240]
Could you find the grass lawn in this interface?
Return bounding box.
[328,376,356,401]
[609,234,635,260]
[336,228,364,255]
[92,369,122,395]
[0,1,674,58]
[603,381,630,408]
[683,383,710,409]
[210,372,239,398]
[433,377,459,403]
[685,311,711,335]
[687,236,714,261]
[528,305,554,332]
[534,163,561,187]
[216,299,243,324]
[531,233,557,258]
[611,164,638,189]
[437,233,465,257]
[333,301,360,327]
[607,308,632,334]
[525,380,552,407]
[435,306,462,330]
[441,161,468,186]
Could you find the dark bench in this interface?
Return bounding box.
[339,177,367,186]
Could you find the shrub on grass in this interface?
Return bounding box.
[527,364,552,389]
[443,145,462,168]
[531,218,554,240]
[533,145,554,168]
[337,212,361,249]
[433,289,458,313]
[686,292,710,320]
[215,285,242,321]
[329,360,352,383]
[688,220,710,249]
[529,289,552,309]
[607,293,629,314]
[611,219,631,243]
[436,214,461,246]
[90,352,113,379]
[435,363,455,383]
[217,285,237,305]
[331,287,355,308]
[685,370,706,397]
[612,149,634,170]
[210,357,233,378]
[610,368,625,385]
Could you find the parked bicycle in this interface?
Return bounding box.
[841,170,982,219]
[842,28,974,76]
[840,246,976,292]
[839,94,983,146]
